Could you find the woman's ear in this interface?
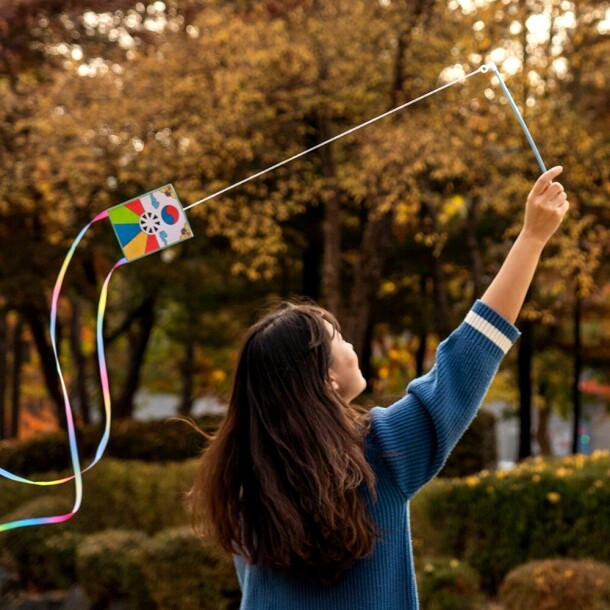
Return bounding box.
[328,370,340,392]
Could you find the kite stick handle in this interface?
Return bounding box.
[486,62,547,173]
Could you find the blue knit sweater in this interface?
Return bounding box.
[234,300,520,609]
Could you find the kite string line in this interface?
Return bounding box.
[184,65,491,211]
[185,62,549,212]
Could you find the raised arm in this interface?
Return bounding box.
[481,166,569,323]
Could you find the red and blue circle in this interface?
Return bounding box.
[161,205,180,225]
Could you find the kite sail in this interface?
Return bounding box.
[107,184,193,261]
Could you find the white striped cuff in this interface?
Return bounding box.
[465,310,514,354]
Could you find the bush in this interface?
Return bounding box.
[0,495,82,590]
[416,556,482,610]
[0,459,199,593]
[67,459,197,534]
[0,458,198,535]
[411,482,451,560]
[139,527,240,610]
[0,415,220,476]
[420,451,610,593]
[0,477,45,523]
[0,432,73,480]
[440,409,497,477]
[499,559,610,610]
[75,529,153,610]
[99,416,217,462]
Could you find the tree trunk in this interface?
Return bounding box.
[415,329,427,378]
[536,399,553,456]
[348,210,393,359]
[431,252,451,339]
[10,315,24,438]
[415,274,430,377]
[112,296,156,420]
[571,290,582,454]
[517,320,533,460]
[177,334,196,416]
[316,109,342,316]
[466,195,485,298]
[0,311,7,439]
[69,299,91,425]
[301,204,324,300]
[420,199,451,338]
[390,0,436,105]
[21,303,67,429]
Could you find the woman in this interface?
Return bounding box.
[189,166,569,609]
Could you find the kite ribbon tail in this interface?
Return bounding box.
[0,210,111,533]
[95,257,128,471]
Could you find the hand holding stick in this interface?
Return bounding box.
[481,166,570,324]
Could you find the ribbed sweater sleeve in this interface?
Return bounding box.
[370,300,520,499]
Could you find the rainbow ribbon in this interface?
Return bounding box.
[0,211,126,532]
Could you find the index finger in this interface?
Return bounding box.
[532,166,564,196]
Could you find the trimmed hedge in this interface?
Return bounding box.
[0,459,198,591]
[75,529,153,609]
[440,409,496,478]
[499,558,610,610]
[74,527,240,610]
[139,527,240,610]
[0,415,220,476]
[416,556,482,610]
[0,459,197,535]
[0,495,81,590]
[66,459,197,534]
[420,451,610,593]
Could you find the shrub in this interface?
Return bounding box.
[440,409,497,477]
[411,481,451,560]
[68,459,197,534]
[0,478,45,522]
[0,459,198,593]
[75,529,153,610]
[0,432,72,479]
[0,415,220,476]
[139,527,240,610]
[499,559,610,610]
[416,556,482,610]
[0,458,198,534]
[100,416,216,461]
[421,451,610,593]
[0,495,81,590]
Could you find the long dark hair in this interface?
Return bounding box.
[188,301,377,586]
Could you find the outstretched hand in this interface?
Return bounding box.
[480,166,570,323]
[522,166,570,245]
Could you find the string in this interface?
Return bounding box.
[185,63,547,211]
[184,65,491,211]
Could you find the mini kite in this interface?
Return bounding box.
[107,184,193,261]
[0,62,547,532]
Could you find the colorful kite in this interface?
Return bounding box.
[107,185,193,261]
